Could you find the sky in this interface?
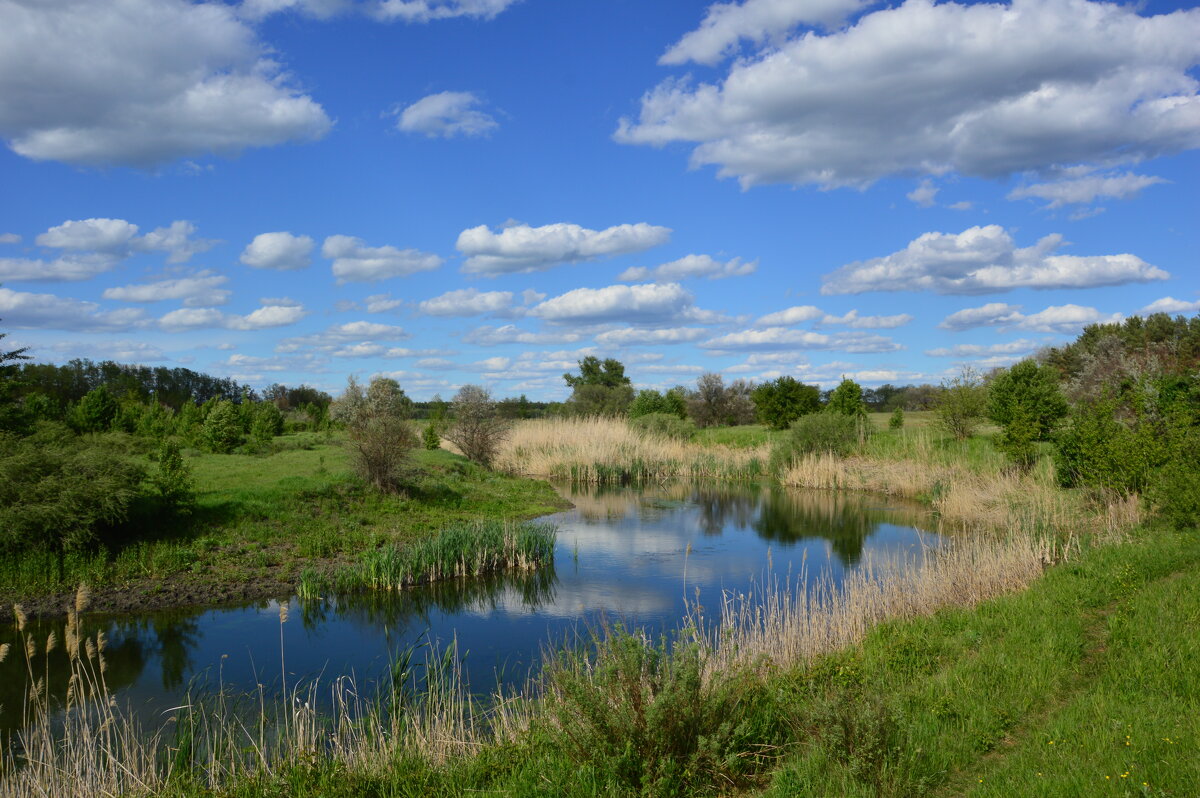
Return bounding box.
[1,0,1197,402]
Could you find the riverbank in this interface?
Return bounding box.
[7,522,1196,797]
[0,435,569,619]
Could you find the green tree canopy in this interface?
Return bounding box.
[751,376,821,430]
[824,378,867,418]
[988,360,1069,440]
[563,357,634,416]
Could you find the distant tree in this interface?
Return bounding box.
[71,385,120,433]
[629,389,670,419]
[688,373,756,427]
[935,367,987,440]
[497,394,534,419]
[751,376,821,430]
[201,400,244,453]
[824,378,867,419]
[889,407,905,430]
[332,376,417,492]
[563,356,634,416]
[446,385,509,468]
[251,402,285,443]
[664,386,689,419]
[0,315,31,432]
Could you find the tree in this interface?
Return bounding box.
[687,373,755,428]
[72,385,120,433]
[987,360,1069,440]
[563,356,634,416]
[751,376,821,430]
[446,385,509,468]
[331,376,418,492]
[935,367,987,440]
[201,399,244,453]
[629,389,669,419]
[825,378,867,418]
[0,314,30,432]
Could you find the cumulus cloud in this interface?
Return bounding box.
[323,235,443,282]
[0,287,145,332]
[394,91,498,138]
[660,0,869,66]
[418,287,513,316]
[618,254,756,282]
[137,221,218,263]
[822,225,1168,295]
[103,272,231,307]
[239,0,520,23]
[274,320,412,354]
[755,305,912,328]
[1141,296,1200,314]
[31,218,216,264]
[0,233,19,244]
[938,302,1121,333]
[594,327,709,346]
[159,300,308,332]
[925,339,1042,357]
[0,0,331,167]
[530,283,723,327]
[906,179,939,208]
[700,327,901,353]
[0,254,122,282]
[462,325,585,346]
[33,339,169,362]
[618,0,1200,188]
[365,294,405,313]
[241,232,315,270]
[457,222,671,276]
[1008,170,1168,208]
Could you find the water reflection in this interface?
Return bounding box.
[0,482,937,736]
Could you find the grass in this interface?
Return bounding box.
[0,434,568,610]
[8,524,1197,797]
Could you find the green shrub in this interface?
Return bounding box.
[752,376,821,430]
[825,378,867,418]
[1147,458,1200,530]
[0,424,146,553]
[772,412,862,471]
[251,402,284,444]
[987,359,1069,439]
[1054,397,1163,494]
[934,368,987,440]
[888,407,904,430]
[630,411,696,441]
[201,400,243,453]
[153,439,195,513]
[994,405,1040,473]
[422,422,441,450]
[71,385,119,433]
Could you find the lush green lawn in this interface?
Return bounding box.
[0,433,567,605]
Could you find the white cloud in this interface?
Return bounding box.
[36,218,139,253]
[371,0,520,23]
[241,232,315,270]
[0,0,331,167]
[323,235,443,282]
[1008,171,1168,208]
[457,222,671,275]
[274,320,412,353]
[0,287,145,332]
[906,179,939,208]
[700,327,901,353]
[0,253,121,282]
[938,302,1122,333]
[617,254,756,282]
[531,282,722,326]
[925,339,1042,357]
[103,272,231,307]
[365,294,405,313]
[637,363,706,375]
[754,305,824,326]
[594,327,709,346]
[1141,296,1200,314]
[462,324,585,346]
[137,221,217,263]
[159,301,308,332]
[822,225,1168,295]
[416,357,458,370]
[0,233,19,244]
[394,91,498,138]
[661,0,869,66]
[33,339,169,362]
[618,0,1200,188]
[324,321,411,340]
[418,287,513,316]
[755,305,911,328]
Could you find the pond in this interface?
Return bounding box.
[0,482,940,737]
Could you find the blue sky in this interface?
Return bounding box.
[1,0,1197,401]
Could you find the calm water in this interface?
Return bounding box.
[0,482,939,734]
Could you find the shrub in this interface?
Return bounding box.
[351,415,418,492]
[752,376,821,430]
[153,439,195,513]
[993,405,1040,473]
[71,385,119,433]
[935,367,987,440]
[630,412,696,441]
[688,373,755,428]
[422,422,441,450]
[772,412,862,471]
[446,385,509,468]
[0,425,146,553]
[629,389,670,419]
[825,378,867,418]
[200,399,243,453]
[251,402,284,443]
[987,360,1069,439]
[888,407,904,430]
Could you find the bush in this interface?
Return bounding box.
[630,412,696,441]
[935,368,987,440]
[688,373,755,428]
[825,378,867,418]
[422,422,441,450]
[988,360,1069,439]
[752,376,821,430]
[0,425,146,553]
[153,439,195,513]
[71,385,119,433]
[994,405,1040,473]
[251,402,284,444]
[446,385,509,468]
[200,399,243,453]
[888,407,904,430]
[771,412,862,471]
[351,416,418,492]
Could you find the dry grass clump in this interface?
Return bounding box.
[497,417,770,483]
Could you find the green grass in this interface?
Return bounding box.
[693,423,784,448]
[0,434,568,604]
[133,525,1200,798]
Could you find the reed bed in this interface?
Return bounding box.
[497,417,770,484]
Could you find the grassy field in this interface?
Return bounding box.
[0,432,567,614]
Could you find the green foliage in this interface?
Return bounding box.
[153,440,195,513]
[201,400,244,454]
[752,376,821,430]
[422,422,442,450]
[772,412,862,471]
[251,402,285,444]
[934,367,987,440]
[630,411,697,441]
[988,360,1068,439]
[888,407,904,430]
[0,424,146,553]
[994,405,1040,473]
[0,316,30,433]
[629,389,670,419]
[331,376,419,491]
[825,378,867,418]
[71,385,120,433]
[562,357,635,416]
[688,372,756,427]
[563,356,630,389]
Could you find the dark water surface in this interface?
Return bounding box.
[0,483,939,735]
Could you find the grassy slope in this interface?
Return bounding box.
[0,433,567,607]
